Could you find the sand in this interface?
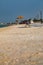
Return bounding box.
[0,24,43,65]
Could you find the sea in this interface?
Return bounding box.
[0,24,10,28]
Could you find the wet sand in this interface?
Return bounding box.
[0,24,43,65]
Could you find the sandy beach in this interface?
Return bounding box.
[0,24,43,65]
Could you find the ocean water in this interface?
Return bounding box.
[0,24,9,28]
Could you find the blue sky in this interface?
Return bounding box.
[0,0,43,22]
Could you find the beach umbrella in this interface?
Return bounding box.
[17,16,24,19]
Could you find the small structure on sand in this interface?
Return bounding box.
[15,16,24,24]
